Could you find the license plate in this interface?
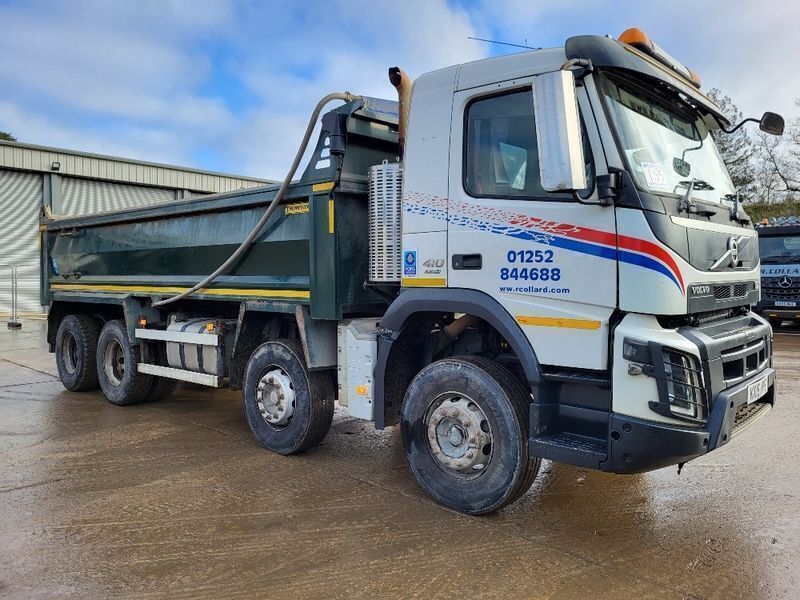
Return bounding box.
[747,375,769,404]
[775,301,797,307]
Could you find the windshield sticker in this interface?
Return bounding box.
[641,162,668,189]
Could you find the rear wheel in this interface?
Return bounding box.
[144,343,178,402]
[401,356,540,514]
[145,376,179,403]
[55,314,101,391]
[243,339,334,455]
[96,320,153,406]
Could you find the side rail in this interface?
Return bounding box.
[1,264,21,329]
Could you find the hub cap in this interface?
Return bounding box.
[426,393,493,478]
[256,368,296,428]
[61,332,78,375]
[103,338,125,386]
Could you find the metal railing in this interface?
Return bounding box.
[1,264,22,329]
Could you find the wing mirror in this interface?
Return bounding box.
[759,111,785,136]
[532,70,587,193]
[723,111,785,136]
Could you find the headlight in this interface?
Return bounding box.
[662,349,706,422]
[623,338,708,424]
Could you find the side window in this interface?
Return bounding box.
[464,88,594,199]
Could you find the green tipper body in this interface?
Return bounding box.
[42,99,399,320]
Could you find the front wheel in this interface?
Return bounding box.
[401,356,540,514]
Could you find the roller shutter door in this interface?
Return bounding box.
[61,177,175,215]
[0,169,44,314]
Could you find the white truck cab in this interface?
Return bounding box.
[373,29,777,512]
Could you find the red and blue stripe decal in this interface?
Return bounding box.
[541,227,685,293]
[404,194,685,294]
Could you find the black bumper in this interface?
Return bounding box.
[604,368,776,473]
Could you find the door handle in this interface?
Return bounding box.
[452,254,482,270]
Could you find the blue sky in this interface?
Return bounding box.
[1,0,798,179]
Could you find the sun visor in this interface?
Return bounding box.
[565,35,730,127]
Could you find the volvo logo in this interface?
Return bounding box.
[709,235,750,270]
[728,237,740,267]
[778,275,794,288]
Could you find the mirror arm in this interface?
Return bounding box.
[560,58,594,79]
[718,117,759,135]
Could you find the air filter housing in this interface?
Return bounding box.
[368,160,402,282]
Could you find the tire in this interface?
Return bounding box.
[144,343,178,402]
[55,314,101,391]
[96,319,153,406]
[243,339,334,455]
[146,377,179,403]
[400,356,540,515]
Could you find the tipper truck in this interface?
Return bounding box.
[42,29,785,514]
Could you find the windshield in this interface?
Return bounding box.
[600,72,735,204]
[759,235,800,264]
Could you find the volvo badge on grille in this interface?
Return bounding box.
[710,235,750,270]
[778,275,793,288]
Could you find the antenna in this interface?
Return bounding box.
[468,37,540,50]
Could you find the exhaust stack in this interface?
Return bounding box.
[388,66,411,159]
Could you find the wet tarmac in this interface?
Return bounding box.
[1,319,799,599]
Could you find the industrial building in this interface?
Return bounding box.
[0,140,271,316]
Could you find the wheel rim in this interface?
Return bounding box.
[256,367,296,428]
[61,331,79,375]
[425,392,493,480]
[103,338,126,386]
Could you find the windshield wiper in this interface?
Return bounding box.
[677,179,717,216]
[723,192,751,224]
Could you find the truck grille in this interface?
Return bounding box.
[721,336,770,386]
[713,281,754,300]
[762,277,800,299]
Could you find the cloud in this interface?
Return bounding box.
[1,0,797,181]
[218,0,485,177]
[0,0,237,166]
[462,0,800,120]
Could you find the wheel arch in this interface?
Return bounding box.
[374,288,542,428]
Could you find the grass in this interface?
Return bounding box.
[746,201,800,223]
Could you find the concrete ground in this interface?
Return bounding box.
[1,320,799,599]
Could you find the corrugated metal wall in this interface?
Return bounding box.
[0,172,201,315]
[0,168,44,313]
[61,177,175,215]
[0,141,270,193]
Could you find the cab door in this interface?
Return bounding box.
[447,77,616,370]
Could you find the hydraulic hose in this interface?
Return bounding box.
[152,91,362,308]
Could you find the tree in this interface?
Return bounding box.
[0,131,16,142]
[752,99,800,203]
[706,88,756,196]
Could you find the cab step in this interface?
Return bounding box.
[529,432,608,469]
